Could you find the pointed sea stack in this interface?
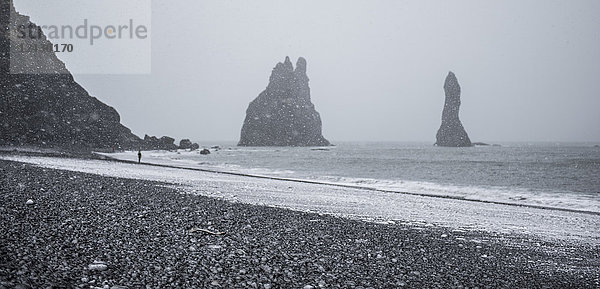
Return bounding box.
[435,71,472,147]
[238,57,330,146]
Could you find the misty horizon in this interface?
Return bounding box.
[13,0,600,143]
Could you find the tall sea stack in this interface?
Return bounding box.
[238,56,330,146]
[435,71,472,147]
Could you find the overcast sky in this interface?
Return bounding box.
[15,0,600,143]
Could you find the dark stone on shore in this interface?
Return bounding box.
[1,158,598,288]
[435,72,472,147]
[140,135,177,151]
[178,139,199,150]
[238,57,330,147]
[200,148,210,155]
[179,139,193,149]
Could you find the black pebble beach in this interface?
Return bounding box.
[1,159,599,288]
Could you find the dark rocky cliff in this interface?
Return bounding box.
[0,1,195,150]
[435,71,472,147]
[0,0,142,149]
[238,56,330,146]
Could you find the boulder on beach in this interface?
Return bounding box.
[179,139,200,150]
[435,71,472,147]
[141,135,178,150]
[200,148,210,155]
[179,139,193,149]
[238,56,330,147]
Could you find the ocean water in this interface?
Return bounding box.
[115,142,600,213]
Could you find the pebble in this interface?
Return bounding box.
[303,285,314,289]
[88,261,108,271]
[25,199,34,205]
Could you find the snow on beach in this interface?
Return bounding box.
[101,149,600,214]
[2,154,599,245]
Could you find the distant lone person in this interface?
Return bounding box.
[137,150,142,163]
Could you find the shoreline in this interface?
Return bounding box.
[98,152,600,217]
[1,152,599,246]
[96,148,600,217]
[1,157,599,288]
[2,146,599,217]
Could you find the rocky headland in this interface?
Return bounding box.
[0,1,195,151]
